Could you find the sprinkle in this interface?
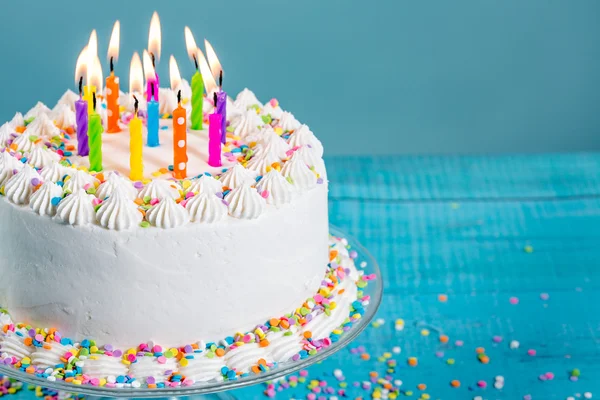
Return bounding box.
[527,349,536,356]
[407,357,418,367]
[510,340,520,349]
[540,293,550,301]
[450,380,460,388]
[509,297,519,305]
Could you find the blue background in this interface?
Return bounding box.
[0,0,599,155]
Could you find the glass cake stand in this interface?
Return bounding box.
[0,225,382,400]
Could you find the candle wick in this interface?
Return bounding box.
[133,95,139,116]
[151,82,155,98]
[150,52,156,68]
[110,57,114,73]
[219,70,223,89]
[78,76,83,98]
[93,92,97,111]
[192,54,198,71]
[213,92,217,107]
[177,90,182,105]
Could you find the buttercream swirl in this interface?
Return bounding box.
[96,172,137,200]
[129,356,177,383]
[0,122,14,147]
[40,162,67,183]
[186,192,227,223]
[25,113,60,138]
[12,132,36,152]
[159,88,178,115]
[81,354,129,379]
[4,164,41,205]
[254,127,291,159]
[179,353,225,383]
[186,174,222,195]
[9,112,24,129]
[55,188,96,226]
[0,151,24,185]
[56,89,79,112]
[218,164,256,189]
[0,330,33,360]
[294,145,326,176]
[266,326,303,362]
[256,169,294,208]
[231,109,263,139]
[226,183,266,220]
[63,169,98,193]
[281,153,317,191]
[137,179,181,200]
[246,149,280,175]
[288,124,324,157]
[51,103,77,128]
[146,197,190,229]
[24,101,51,120]
[234,88,263,110]
[278,111,301,132]
[27,145,60,169]
[96,187,142,231]
[30,341,71,369]
[30,181,63,217]
[224,343,273,373]
[261,101,284,119]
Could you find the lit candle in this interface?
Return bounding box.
[184,27,204,130]
[88,93,104,172]
[106,21,121,133]
[148,11,161,102]
[129,96,143,181]
[173,90,187,179]
[129,52,144,110]
[83,31,98,115]
[205,39,227,144]
[74,48,89,156]
[143,50,160,147]
[208,92,222,168]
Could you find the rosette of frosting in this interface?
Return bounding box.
[12,133,36,152]
[234,88,263,110]
[281,153,317,191]
[179,353,226,383]
[137,179,181,200]
[51,103,77,128]
[25,113,60,138]
[278,111,301,132]
[186,192,227,223]
[9,112,24,129]
[63,169,98,193]
[27,145,60,169]
[146,197,190,229]
[224,343,273,373]
[0,122,14,147]
[159,88,178,115]
[261,99,284,119]
[81,354,129,379]
[30,341,72,369]
[218,164,256,189]
[256,169,294,207]
[266,326,303,362]
[56,89,79,112]
[96,172,137,200]
[253,127,291,159]
[231,109,263,139]
[24,101,51,120]
[129,356,177,383]
[55,188,96,226]
[96,187,143,230]
[294,145,326,176]
[246,148,280,175]
[0,151,23,185]
[0,329,33,359]
[226,96,243,121]
[30,181,63,217]
[187,174,222,195]
[40,162,66,183]
[288,124,324,157]
[226,183,266,220]
[4,164,41,205]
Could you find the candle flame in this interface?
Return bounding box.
[184,26,198,64]
[204,39,222,83]
[148,11,161,62]
[88,55,103,91]
[107,21,120,63]
[75,46,88,86]
[197,48,217,94]
[88,30,98,59]
[143,50,156,82]
[169,55,182,91]
[129,52,144,94]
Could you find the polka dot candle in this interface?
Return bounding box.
[172,92,187,179]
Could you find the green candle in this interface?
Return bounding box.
[191,69,204,130]
[88,94,104,172]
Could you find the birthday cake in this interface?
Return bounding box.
[0,22,373,386]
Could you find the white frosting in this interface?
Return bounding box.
[30,341,72,369]
[227,96,243,121]
[96,187,142,231]
[12,132,36,152]
[40,162,67,183]
[256,170,294,208]
[218,164,255,189]
[55,188,96,226]
[25,113,61,139]
[254,127,291,159]
[27,145,61,169]
[267,326,303,362]
[281,153,317,191]
[81,354,128,379]
[231,109,263,139]
[51,103,77,128]
[261,102,283,119]
[226,184,266,220]
[63,169,98,193]
[224,343,272,373]
[288,125,324,157]
[0,151,24,185]
[0,123,14,147]
[138,180,181,200]
[159,88,178,116]
[56,89,79,113]
[0,330,33,360]
[179,353,225,383]
[9,112,24,129]
[278,111,301,132]
[246,149,280,175]
[295,146,326,176]
[186,192,227,223]
[4,164,41,205]
[235,88,263,110]
[146,197,190,229]
[24,102,51,120]
[96,172,137,200]
[186,175,222,195]
[129,356,177,383]
[30,181,63,217]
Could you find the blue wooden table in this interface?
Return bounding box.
[9,154,600,399]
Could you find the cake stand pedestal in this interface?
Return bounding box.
[0,226,382,400]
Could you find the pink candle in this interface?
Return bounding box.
[208,110,222,167]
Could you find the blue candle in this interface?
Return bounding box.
[147,85,159,147]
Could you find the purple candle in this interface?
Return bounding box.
[75,78,89,156]
[216,90,227,144]
[208,94,222,167]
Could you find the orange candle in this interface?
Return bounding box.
[106,21,121,133]
[173,90,187,179]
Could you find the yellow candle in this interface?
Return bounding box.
[83,85,96,115]
[129,111,143,181]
